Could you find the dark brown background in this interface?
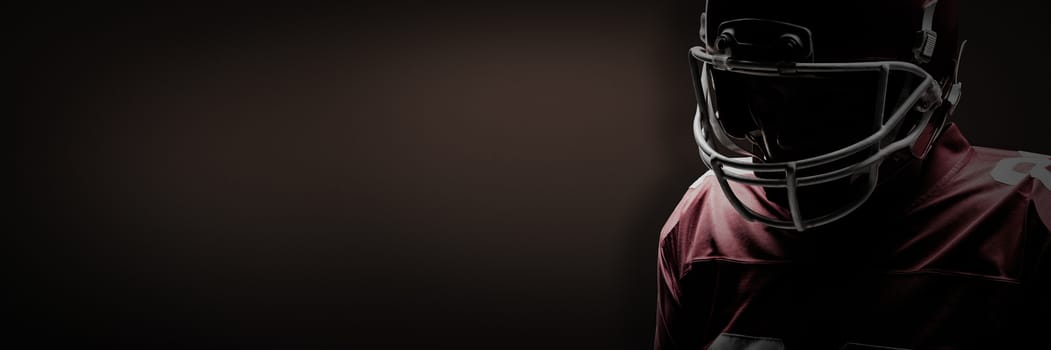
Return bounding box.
[13,1,1051,349]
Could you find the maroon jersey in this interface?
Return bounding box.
[654,123,1051,349]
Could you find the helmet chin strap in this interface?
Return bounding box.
[910,39,966,159]
[904,0,965,159]
[881,36,966,184]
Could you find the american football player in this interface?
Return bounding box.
[654,0,1051,348]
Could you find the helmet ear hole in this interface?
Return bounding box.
[716,30,737,52]
[779,33,804,57]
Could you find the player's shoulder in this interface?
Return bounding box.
[964,146,1051,227]
[658,168,794,268]
[967,147,1049,194]
[657,169,768,246]
[970,146,1050,171]
[659,170,719,242]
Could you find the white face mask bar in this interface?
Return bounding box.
[689,46,945,231]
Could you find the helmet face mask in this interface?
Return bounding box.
[689,29,946,231]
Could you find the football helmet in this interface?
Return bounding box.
[690,0,965,231]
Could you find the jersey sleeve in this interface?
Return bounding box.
[654,173,713,350]
[654,229,684,350]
